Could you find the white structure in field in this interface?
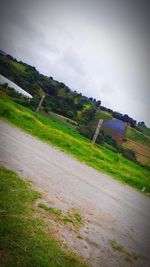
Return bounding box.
[0,74,32,99]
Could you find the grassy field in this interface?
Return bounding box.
[47,111,78,130]
[137,126,150,138]
[126,126,150,148]
[11,60,26,72]
[123,126,150,165]
[0,96,150,193]
[123,139,150,166]
[0,165,88,267]
[98,110,113,121]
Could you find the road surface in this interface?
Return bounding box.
[0,120,150,267]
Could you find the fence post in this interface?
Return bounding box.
[36,95,45,112]
[92,119,103,144]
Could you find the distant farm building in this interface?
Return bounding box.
[0,74,32,99]
[102,119,126,145]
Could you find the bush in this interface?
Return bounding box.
[0,107,12,119]
[122,149,136,161]
[78,124,94,139]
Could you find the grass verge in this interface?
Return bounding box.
[0,96,150,193]
[108,239,146,263]
[47,111,77,130]
[0,165,88,267]
[38,203,83,229]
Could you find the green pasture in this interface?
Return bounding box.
[0,96,150,193]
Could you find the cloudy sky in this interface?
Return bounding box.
[0,0,149,125]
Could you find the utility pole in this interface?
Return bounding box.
[92,119,103,144]
[36,95,45,112]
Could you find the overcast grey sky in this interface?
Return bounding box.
[0,0,149,125]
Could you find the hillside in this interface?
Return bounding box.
[0,74,32,98]
[0,53,100,121]
[123,126,150,165]
[0,52,139,126]
[102,119,126,146]
[0,51,150,166]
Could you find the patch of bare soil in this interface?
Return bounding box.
[34,187,148,267]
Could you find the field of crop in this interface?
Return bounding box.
[124,126,150,166]
[126,126,150,148]
[103,119,126,135]
[0,96,150,193]
[123,139,150,166]
[0,165,88,267]
[102,119,126,146]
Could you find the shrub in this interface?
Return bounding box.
[122,149,136,161]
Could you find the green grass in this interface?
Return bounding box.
[98,110,113,121]
[11,61,26,72]
[108,240,124,252]
[0,165,88,267]
[47,111,77,130]
[38,203,83,229]
[38,203,62,216]
[126,126,150,147]
[0,96,150,193]
[108,240,146,262]
[137,126,150,138]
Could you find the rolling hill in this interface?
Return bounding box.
[0,50,149,166]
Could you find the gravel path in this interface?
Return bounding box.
[0,120,150,267]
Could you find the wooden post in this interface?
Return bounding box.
[92,119,103,144]
[36,95,45,112]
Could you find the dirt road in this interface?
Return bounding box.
[0,120,150,267]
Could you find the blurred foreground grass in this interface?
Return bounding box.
[0,165,88,267]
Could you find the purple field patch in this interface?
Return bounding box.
[103,119,126,135]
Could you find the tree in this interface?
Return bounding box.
[77,107,96,124]
[138,121,146,127]
[95,100,101,107]
[122,149,136,162]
